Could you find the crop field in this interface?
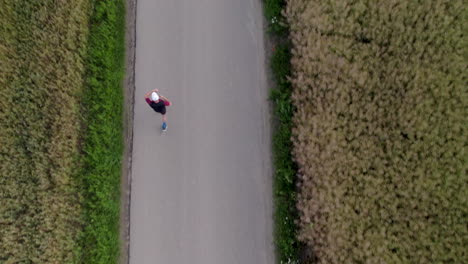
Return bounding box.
[285,0,467,262]
[0,0,90,262]
[0,0,125,263]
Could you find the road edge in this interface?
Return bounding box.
[120,0,137,262]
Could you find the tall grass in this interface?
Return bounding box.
[79,0,126,262]
[0,0,126,262]
[0,0,90,262]
[286,0,467,262]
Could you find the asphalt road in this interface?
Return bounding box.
[129,0,273,263]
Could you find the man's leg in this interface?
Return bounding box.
[161,114,168,131]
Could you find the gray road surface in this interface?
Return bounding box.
[129,0,273,263]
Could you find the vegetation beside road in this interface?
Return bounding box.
[264,0,301,263]
[286,0,467,263]
[79,0,126,263]
[0,0,126,263]
[0,0,90,262]
[265,0,466,263]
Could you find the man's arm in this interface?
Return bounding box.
[160,95,171,105]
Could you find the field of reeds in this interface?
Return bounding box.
[0,1,90,262]
[0,0,125,262]
[284,0,467,262]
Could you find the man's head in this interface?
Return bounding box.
[151,92,160,101]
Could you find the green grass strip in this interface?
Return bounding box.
[264,0,287,34]
[80,0,125,262]
[270,44,300,264]
[264,1,301,263]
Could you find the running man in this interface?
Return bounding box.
[145,89,172,131]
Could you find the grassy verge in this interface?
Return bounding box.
[264,0,287,34]
[270,45,300,264]
[264,0,300,263]
[79,0,126,262]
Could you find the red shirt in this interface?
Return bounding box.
[145,98,171,106]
